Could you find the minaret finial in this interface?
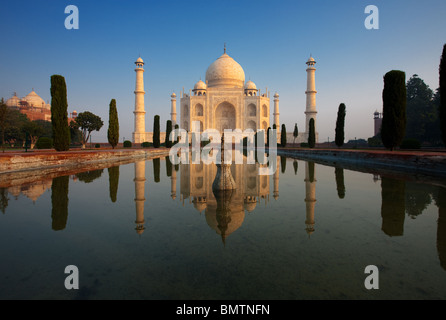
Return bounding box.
[224,43,226,54]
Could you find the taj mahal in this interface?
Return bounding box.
[132,47,318,144]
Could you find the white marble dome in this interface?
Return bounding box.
[244,80,257,90]
[194,80,207,90]
[205,53,245,88]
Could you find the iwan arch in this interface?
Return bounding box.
[132,48,318,144]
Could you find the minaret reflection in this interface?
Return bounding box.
[171,165,177,200]
[273,156,280,200]
[180,150,270,243]
[134,160,146,235]
[304,161,316,236]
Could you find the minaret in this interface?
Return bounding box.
[304,162,316,236]
[171,92,177,127]
[134,160,146,234]
[305,56,317,142]
[273,92,280,135]
[133,57,146,144]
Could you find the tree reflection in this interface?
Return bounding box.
[293,160,298,175]
[75,169,104,184]
[51,175,69,231]
[335,167,346,199]
[280,156,286,174]
[0,188,9,214]
[437,187,446,270]
[166,156,172,178]
[405,182,432,219]
[153,158,160,183]
[108,166,119,203]
[381,177,405,236]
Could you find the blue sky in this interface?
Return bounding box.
[1,0,445,142]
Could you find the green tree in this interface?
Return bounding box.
[440,44,446,146]
[108,166,119,203]
[51,175,69,231]
[293,123,298,146]
[174,124,179,145]
[266,127,271,147]
[281,124,287,147]
[23,121,45,149]
[69,120,82,145]
[165,120,173,148]
[381,70,407,151]
[75,111,104,149]
[107,99,119,149]
[405,75,440,144]
[308,118,316,148]
[153,115,160,148]
[50,75,70,151]
[335,167,346,199]
[0,99,7,152]
[335,103,346,148]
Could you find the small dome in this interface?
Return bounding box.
[244,201,257,212]
[194,80,207,90]
[24,90,46,108]
[205,53,245,88]
[245,80,257,90]
[5,93,20,107]
[274,92,279,98]
[136,57,144,63]
[171,92,177,98]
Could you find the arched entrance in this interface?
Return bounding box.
[215,102,236,132]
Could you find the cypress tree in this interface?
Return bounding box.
[381,70,407,151]
[50,75,70,151]
[335,103,346,148]
[440,44,446,146]
[174,124,179,145]
[153,115,160,148]
[266,127,271,147]
[165,120,173,148]
[293,123,298,146]
[308,118,316,148]
[280,155,286,173]
[107,99,119,149]
[281,124,287,147]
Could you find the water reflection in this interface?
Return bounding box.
[51,175,69,231]
[134,160,146,235]
[75,169,104,184]
[335,167,345,199]
[108,166,119,203]
[381,177,405,237]
[0,188,9,214]
[437,187,446,270]
[304,161,316,236]
[179,155,271,243]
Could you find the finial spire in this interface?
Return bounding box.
[224,43,226,54]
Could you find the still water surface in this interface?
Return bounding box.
[0,155,445,299]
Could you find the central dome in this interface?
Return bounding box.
[205,53,245,88]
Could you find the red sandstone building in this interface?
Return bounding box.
[5,90,77,123]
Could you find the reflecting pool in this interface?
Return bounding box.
[1,154,446,299]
